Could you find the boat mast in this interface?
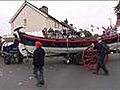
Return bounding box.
[66,30,70,63]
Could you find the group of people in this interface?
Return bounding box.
[1,33,110,87]
[0,34,110,87]
[42,27,82,39]
[0,30,110,88]
[32,36,110,87]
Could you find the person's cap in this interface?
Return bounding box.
[35,41,42,47]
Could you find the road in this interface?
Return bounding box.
[0,54,120,90]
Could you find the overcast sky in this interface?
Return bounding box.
[0,1,118,36]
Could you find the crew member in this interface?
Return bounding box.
[93,37,109,75]
[33,41,45,87]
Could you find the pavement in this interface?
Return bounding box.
[0,54,120,90]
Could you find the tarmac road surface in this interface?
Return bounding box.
[0,54,120,90]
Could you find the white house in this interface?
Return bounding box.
[9,1,68,34]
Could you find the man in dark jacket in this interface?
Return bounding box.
[33,41,45,86]
[93,37,109,75]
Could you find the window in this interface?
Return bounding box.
[55,22,59,28]
[23,19,27,26]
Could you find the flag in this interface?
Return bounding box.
[91,29,94,31]
[91,25,94,27]
[110,25,113,29]
[102,27,107,30]
[97,27,99,30]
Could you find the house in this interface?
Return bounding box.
[9,1,69,34]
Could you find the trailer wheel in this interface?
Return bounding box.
[62,53,75,64]
[65,53,80,64]
[74,52,83,65]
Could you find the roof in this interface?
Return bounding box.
[9,1,67,28]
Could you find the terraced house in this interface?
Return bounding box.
[9,1,68,33]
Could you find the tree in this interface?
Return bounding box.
[114,0,120,13]
[64,18,68,24]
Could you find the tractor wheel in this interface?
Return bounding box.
[16,52,23,64]
[4,55,11,65]
[82,46,97,72]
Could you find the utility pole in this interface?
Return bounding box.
[108,18,112,26]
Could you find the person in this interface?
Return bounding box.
[93,37,109,75]
[33,41,45,87]
[13,34,24,64]
[3,34,19,53]
[13,34,19,46]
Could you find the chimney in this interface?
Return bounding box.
[39,6,48,14]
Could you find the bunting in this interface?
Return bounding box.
[102,27,107,30]
[91,25,94,27]
[97,27,99,30]
[91,29,94,31]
